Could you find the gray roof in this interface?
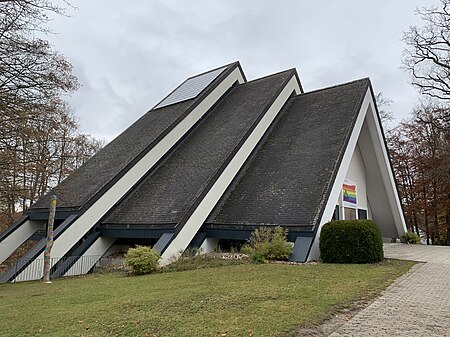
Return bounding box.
[30,62,371,234]
[206,78,370,229]
[103,70,295,225]
[31,63,239,210]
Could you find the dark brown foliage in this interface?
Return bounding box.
[387,102,450,244]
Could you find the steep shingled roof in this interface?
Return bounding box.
[30,66,370,233]
[103,70,295,225]
[31,63,239,211]
[32,99,196,210]
[206,78,370,229]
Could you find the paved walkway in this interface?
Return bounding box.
[328,244,450,337]
[384,243,450,264]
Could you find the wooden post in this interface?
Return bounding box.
[43,194,57,283]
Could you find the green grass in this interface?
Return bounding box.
[0,260,414,337]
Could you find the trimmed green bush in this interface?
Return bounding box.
[242,226,293,262]
[125,245,160,275]
[402,231,421,244]
[319,220,383,263]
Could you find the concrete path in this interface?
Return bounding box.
[384,243,450,264]
[328,244,450,337]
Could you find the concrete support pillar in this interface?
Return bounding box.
[199,237,219,254]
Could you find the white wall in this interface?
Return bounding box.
[342,144,368,215]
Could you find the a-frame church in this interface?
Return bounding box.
[0,62,407,282]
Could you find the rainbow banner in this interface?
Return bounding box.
[342,180,357,205]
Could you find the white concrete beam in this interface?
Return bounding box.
[160,75,301,264]
[14,67,246,281]
[64,237,116,277]
[0,219,43,264]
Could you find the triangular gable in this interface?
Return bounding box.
[308,86,407,260]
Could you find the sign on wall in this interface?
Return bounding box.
[342,179,357,208]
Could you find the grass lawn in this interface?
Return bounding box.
[0,260,413,337]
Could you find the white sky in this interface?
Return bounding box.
[47,0,438,141]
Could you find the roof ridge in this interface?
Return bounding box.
[240,68,296,86]
[184,61,240,81]
[300,78,370,96]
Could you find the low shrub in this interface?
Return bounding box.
[319,220,383,263]
[402,231,421,244]
[242,226,293,262]
[125,245,160,275]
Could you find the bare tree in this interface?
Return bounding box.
[0,0,78,119]
[0,1,103,227]
[402,0,450,100]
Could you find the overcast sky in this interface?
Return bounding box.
[47,0,438,141]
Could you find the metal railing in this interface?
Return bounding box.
[0,255,127,283]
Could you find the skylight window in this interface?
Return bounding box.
[154,66,227,109]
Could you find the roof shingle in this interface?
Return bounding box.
[104,70,295,225]
[32,99,196,210]
[206,78,370,228]
[31,63,240,211]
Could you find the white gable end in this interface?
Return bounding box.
[308,88,407,261]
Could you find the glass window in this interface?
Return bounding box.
[332,205,340,220]
[358,209,368,219]
[344,207,357,220]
